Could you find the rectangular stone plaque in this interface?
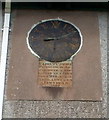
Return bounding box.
[38,60,72,87]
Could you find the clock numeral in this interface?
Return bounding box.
[51,21,60,28]
[41,24,48,29]
[35,29,42,34]
[63,24,73,33]
[67,26,73,32]
[63,24,67,29]
[70,43,79,49]
[30,36,34,39]
[35,29,39,32]
[64,50,71,56]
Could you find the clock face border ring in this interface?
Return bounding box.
[26,18,83,61]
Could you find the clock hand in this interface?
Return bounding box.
[57,31,76,39]
[43,38,56,50]
[44,31,76,41]
[44,38,57,41]
[54,41,56,50]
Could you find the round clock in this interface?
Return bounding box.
[27,19,83,62]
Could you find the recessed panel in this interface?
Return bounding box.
[6,10,102,100]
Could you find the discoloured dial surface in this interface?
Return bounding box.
[27,19,82,62]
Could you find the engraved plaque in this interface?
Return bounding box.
[38,60,72,87]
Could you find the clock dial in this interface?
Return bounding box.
[27,19,82,62]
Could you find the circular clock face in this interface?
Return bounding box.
[27,19,82,62]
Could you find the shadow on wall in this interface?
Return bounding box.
[44,87,63,99]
